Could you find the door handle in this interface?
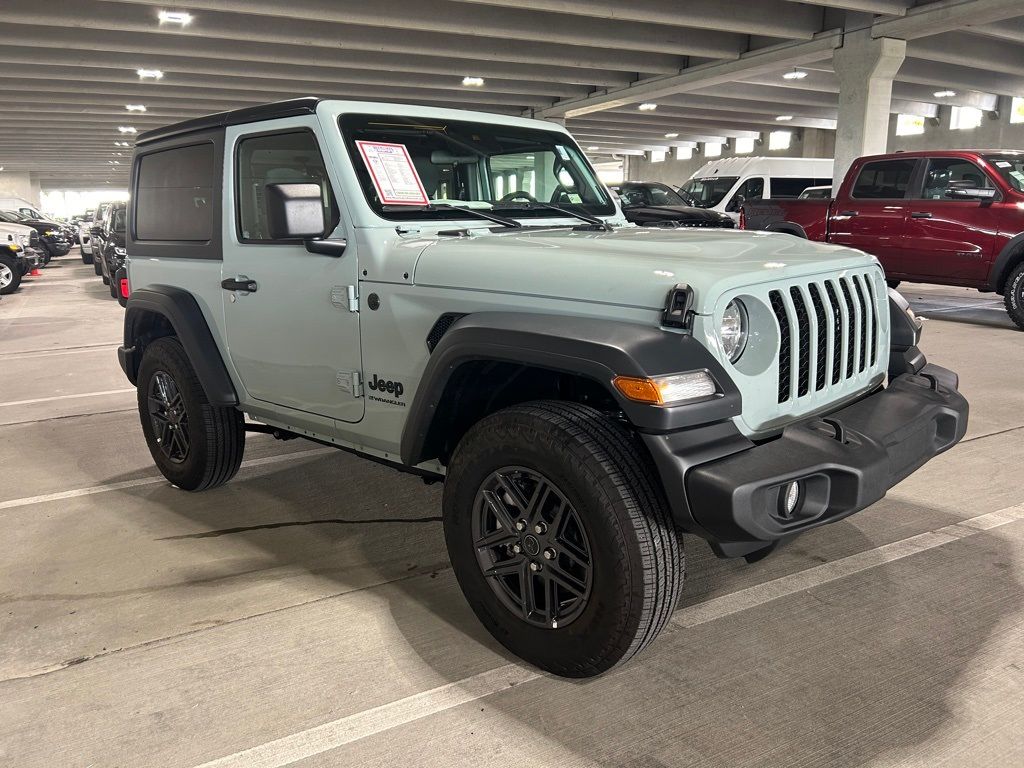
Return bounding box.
[221,277,258,293]
[911,211,933,219]
[838,210,858,217]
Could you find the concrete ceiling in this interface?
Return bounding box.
[1,0,1022,188]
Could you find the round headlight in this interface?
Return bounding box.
[720,299,748,362]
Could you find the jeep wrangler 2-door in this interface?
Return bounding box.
[119,99,969,678]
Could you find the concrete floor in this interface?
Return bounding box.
[1,254,1022,768]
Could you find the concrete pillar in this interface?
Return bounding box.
[832,30,906,193]
[0,171,41,207]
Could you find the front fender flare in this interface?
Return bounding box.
[400,312,741,466]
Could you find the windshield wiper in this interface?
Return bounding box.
[491,201,612,231]
[382,203,521,228]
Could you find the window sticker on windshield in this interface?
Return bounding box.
[1011,170,1024,184]
[356,141,429,206]
[555,145,570,161]
[995,161,1012,168]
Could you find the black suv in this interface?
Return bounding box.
[609,182,735,228]
[0,210,72,261]
[96,202,127,297]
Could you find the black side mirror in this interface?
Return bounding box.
[726,194,745,213]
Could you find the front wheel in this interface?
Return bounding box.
[1005,262,1024,331]
[137,337,245,490]
[443,401,683,678]
[0,256,23,294]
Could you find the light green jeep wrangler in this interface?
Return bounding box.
[119,98,968,678]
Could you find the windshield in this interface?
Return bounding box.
[112,207,127,233]
[612,182,687,207]
[340,113,614,222]
[985,154,1024,193]
[677,177,739,208]
[0,210,27,222]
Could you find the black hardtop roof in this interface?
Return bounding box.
[136,97,321,145]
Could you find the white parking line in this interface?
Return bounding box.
[0,342,120,359]
[189,503,1024,768]
[0,388,135,408]
[0,447,335,511]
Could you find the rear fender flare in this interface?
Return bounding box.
[121,286,238,406]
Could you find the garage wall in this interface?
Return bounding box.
[0,172,41,208]
[625,128,836,185]
[889,104,1024,152]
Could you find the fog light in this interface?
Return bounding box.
[780,481,802,518]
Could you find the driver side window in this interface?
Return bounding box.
[919,159,995,200]
[728,177,764,211]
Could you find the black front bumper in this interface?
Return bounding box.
[643,364,969,559]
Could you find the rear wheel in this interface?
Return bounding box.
[137,337,245,490]
[443,401,683,678]
[886,279,901,289]
[1004,262,1024,331]
[0,256,22,294]
[94,260,103,276]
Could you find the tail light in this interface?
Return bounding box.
[119,277,130,299]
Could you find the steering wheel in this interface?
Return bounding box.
[499,191,537,203]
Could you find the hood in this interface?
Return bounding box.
[623,205,733,227]
[412,226,880,315]
[0,221,35,238]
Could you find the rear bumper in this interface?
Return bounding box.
[643,364,968,558]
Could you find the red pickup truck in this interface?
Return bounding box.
[741,150,1024,329]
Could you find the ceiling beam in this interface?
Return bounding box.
[15,0,744,59]
[534,32,843,118]
[871,0,1024,40]
[442,0,823,39]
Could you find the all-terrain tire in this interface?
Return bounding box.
[137,337,245,491]
[1004,262,1024,331]
[443,401,684,678]
[0,255,23,295]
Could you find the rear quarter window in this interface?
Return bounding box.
[135,142,215,241]
[851,159,917,199]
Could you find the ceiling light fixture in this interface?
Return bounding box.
[587,146,599,151]
[775,115,794,121]
[664,132,679,138]
[783,69,808,80]
[462,76,485,87]
[114,141,131,147]
[638,103,658,111]
[118,126,138,134]
[933,89,957,98]
[125,104,147,112]
[158,10,193,25]
[136,68,164,80]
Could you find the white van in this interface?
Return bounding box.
[678,157,833,221]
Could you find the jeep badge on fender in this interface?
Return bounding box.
[367,374,404,398]
[118,98,969,678]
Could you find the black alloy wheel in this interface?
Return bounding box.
[148,370,190,464]
[473,467,592,629]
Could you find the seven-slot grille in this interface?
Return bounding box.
[769,272,881,404]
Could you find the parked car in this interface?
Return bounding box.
[608,182,735,228]
[0,210,72,261]
[0,241,31,294]
[117,98,969,677]
[678,157,833,221]
[88,202,115,275]
[798,185,832,199]
[96,202,127,295]
[740,149,1024,329]
[72,210,96,261]
[0,219,45,267]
